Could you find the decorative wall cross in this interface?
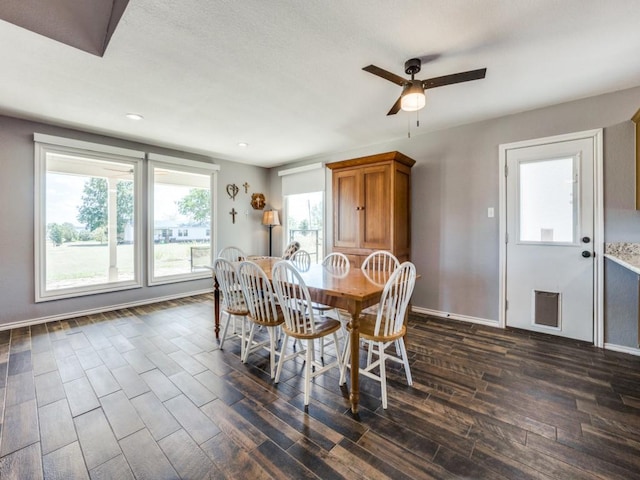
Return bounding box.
[229,208,237,224]
[226,184,239,200]
[243,182,250,193]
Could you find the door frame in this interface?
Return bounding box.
[498,129,604,347]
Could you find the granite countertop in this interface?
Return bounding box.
[605,243,640,275]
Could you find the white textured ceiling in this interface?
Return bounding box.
[1,0,640,168]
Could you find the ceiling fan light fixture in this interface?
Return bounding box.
[400,83,425,112]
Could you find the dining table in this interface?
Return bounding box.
[208,256,391,415]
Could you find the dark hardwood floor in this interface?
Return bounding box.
[1,294,640,479]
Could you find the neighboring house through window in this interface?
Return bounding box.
[148,153,218,284]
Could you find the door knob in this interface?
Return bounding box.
[582,236,591,243]
[581,250,592,258]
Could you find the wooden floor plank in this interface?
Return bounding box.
[38,399,76,455]
[200,431,272,480]
[2,296,640,480]
[42,441,89,480]
[1,399,39,456]
[163,395,221,445]
[88,454,134,480]
[0,442,43,480]
[74,407,122,470]
[63,377,99,418]
[99,391,145,440]
[119,429,178,480]
[158,429,218,479]
[130,391,181,441]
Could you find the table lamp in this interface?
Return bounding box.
[262,209,280,256]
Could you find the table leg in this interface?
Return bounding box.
[348,302,362,414]
[213,275,220,340]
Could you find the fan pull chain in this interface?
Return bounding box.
[417,109,420,128]
[407,115,411,138]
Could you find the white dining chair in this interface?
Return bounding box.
[213,257,249,357]
[323,252,350,270]
[271,261,342,405]
[237,260,284,378]
[218,246,246,262]
[290,249,311,271]
[317,252,351,359]
[339,261,416,409]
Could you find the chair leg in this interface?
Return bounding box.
[367,340,374,366]
[240,317,247,361]
[339,336,350,385]
[268,327,277,379]
[379,341,388,409]
[274,334,289,384]
[242,323,257,363]
[304,339,313,405]
[219,312,231,349]
[398,338,413,386]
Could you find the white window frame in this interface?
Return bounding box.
[147,153,219,286]
[34,133,144,302]
[278,162,325,263]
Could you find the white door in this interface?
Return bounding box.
[504,135,597,342]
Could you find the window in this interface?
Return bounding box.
[148,154,218,285]
[518,156,578,244]
[279,163,325,263]
[34,134,143,301]
[285,192,324,263]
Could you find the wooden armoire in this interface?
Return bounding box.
[327,151,415,267]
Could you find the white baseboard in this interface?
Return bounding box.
[603,343,640,357]
[0,288,213,332]
[411,306,499,327]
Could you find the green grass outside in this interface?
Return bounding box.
[46,241,210,289]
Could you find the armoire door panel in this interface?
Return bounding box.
[362,165,391,249]
[394,167,411,254]
[334,169,359,248]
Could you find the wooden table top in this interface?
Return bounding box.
[247,256,390,306]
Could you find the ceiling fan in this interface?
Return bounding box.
[363,58,487,115]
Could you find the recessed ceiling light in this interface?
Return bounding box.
[126,113,144,120]
[237,142,249,148]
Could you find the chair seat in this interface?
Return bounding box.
[248,306,285,327]
[358,313,406,342]
[282,317,342,340]
[223,306,249,316]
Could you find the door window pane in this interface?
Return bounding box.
[150,166,212,282]
[518,157,576,243]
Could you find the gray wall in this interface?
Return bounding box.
[272,86,640,344]
[603,120,640,347]
[4,85,640,343]
[0,115,270,327]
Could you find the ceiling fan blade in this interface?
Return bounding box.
[363,65,406,86]
[386,96,402,116]
[422,68,487,90]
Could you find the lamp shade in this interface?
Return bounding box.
[262,210,280,227]
[400,81,426,112]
